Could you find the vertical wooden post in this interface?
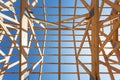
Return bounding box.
[20,0,28,80]
[91,0,100,80]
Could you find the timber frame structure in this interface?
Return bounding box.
[0,0,120,80]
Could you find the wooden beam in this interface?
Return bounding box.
[111,0,120,63]
[60,13,88,23]
[19,0,28,80]
[38,0,47,79]
[0,13,19,24]
[99,38,114,80]
[100,61,120,73]
[58,0,61,80]
[28,0,38,9]
[91,0,100,80]
[80,0,91,11]
[99,19,120,54]
[72,0,80,79]
[104,0,120,11]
